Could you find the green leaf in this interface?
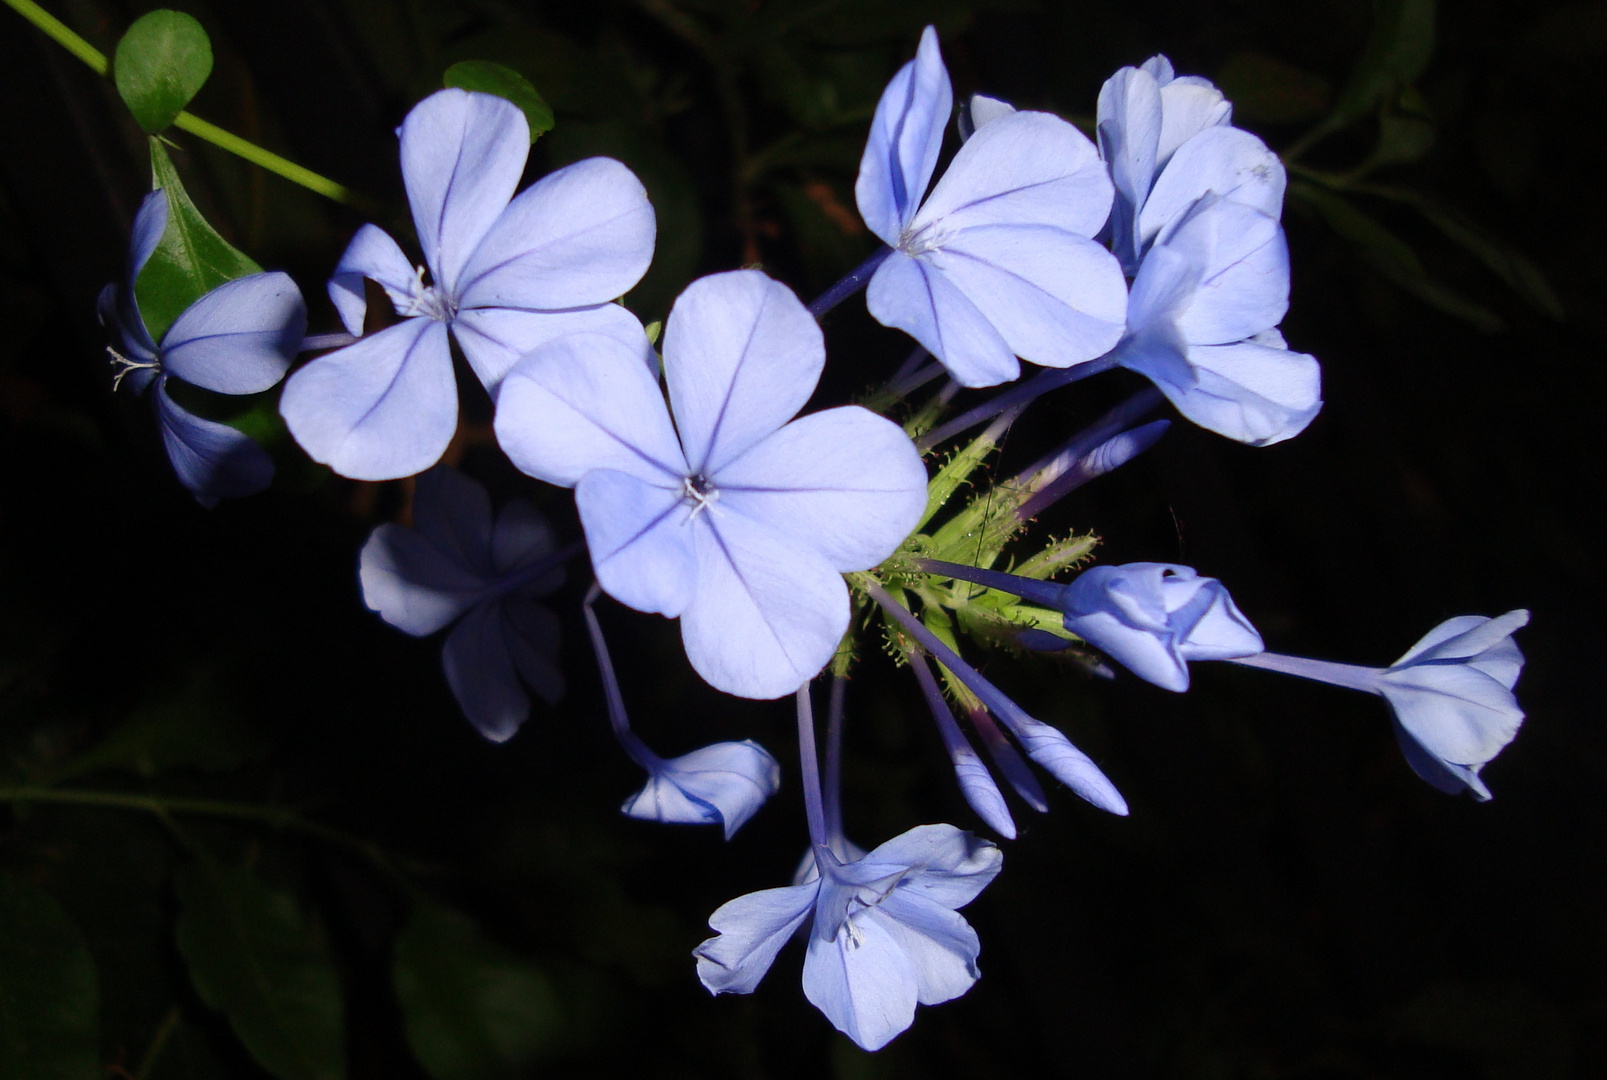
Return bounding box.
[1215,52,1332,126]
[393,898,560,1080]
[174,861,345,1080]
[47,670,269,784]
[443,61,554,142]
[1291,181,1504,333]
[0,873,99,1080]
[114,10,214,135]
[1329,0,1436,128]
[136,139,262,343]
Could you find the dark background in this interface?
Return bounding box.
[1,0,1602,1076]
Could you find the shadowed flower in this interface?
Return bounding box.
[494,269,928,699]
[101,191,304,507]
[281,88,656,480]
[695,824,1001,1051]
[1231,611,1530,799]
[359,465,569,741]
[855,27,1127,387]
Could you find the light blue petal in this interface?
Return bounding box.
[162,272,305,394]
[455,157,656,312]
[358,522,488,636]
[153,379,274,507]
[1155,79,1233,168]
[327,224,418,336]
[1392,611,1529,680]
[1171,340,1323,446]
[129,190,169,286]
[912,110,1112,240]
[453,302,652,392]
[1391,719,1490,799]
[494,331,686,487]
[870,893,981,1005]
[682,506,849,699]
[399,89,528,293]
[1380,664,1525,769]
[694,882,818,995]
[1125,242,1201,332]
[919,225,1126,369]
[621,739,782,839]
[279,316,456,480]
[958,94,1016,141]
[1176,582,1266,660]
[713,406,926,572]
[1137,127,1285,252]
[1096,64,1160,269]
[411,465,496,577]
[1062,564,1193,691]
[866,250,1018,387]
[663,270,824,475]
[802,911,918,1052]
[442,601,529,742]
[860,824,1002,910]
[951,745,1015,839]
[1159,197,1289,345]
[575,468,697,618]
[855,25,951,244]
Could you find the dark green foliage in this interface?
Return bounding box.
[113,10,213,135]
[442,62,554,143]
[0,874,99,1080]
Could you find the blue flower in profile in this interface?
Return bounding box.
[493,269,928,699]
[694,824,1002,1051]
[621,741,781,839]
[1097,55,1284,273]
[1232,611,1530,799]
[281,88,656,481]
[359,465,569,742]
[101,191,304,506]
[1116,193,1322,445]
[855,27,1127,388]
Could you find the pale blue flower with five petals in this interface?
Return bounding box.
[493,269,928,699]
[856,27,1128,388]
[281,89,656,481]
[101,190,305,506]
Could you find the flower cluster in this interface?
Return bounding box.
[95,25,1533,1055]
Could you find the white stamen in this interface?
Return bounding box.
[107,346,160,392]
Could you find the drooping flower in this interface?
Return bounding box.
[1097,54,1284,273]
[101,191,305,507]
[494,268,928,699]
[1114,193,1322,445]
[918,559,1264,692]
[1230,611,1530,799]
[695,824,1002,1051]
[855,27,1127,388]
[621,741,781,839]
[359,465,569,741]
[280,89,656,481]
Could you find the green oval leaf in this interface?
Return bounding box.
[442,62,554,143]
[174,862,345,1080]
[1329,0,1436,128]
[135,139,262,343]
[394,898,560,1080]
[114,10,214,135]
[0,873,100,1080]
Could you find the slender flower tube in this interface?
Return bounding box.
[1230,611,1530,799]
[910,651,1016,838]
[582,585,781,838]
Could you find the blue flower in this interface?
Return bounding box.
[1097,55,1284,274]
[102,191,304,506]
[621,740,781,839]
[359,465,569,741]
[1232,611,1530,799]
[694,824,1001,1051]
[855,27,1127,388]
[493,269,928,699]
[1115,193,1323,445]
[280,89,657,481]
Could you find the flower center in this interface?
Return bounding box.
[899,221,950,258]
[681,473,719,521]
[398,265,457,322]
[107,346,160,391]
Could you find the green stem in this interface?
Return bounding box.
[4,0,372,209]
[0,785,405,880]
